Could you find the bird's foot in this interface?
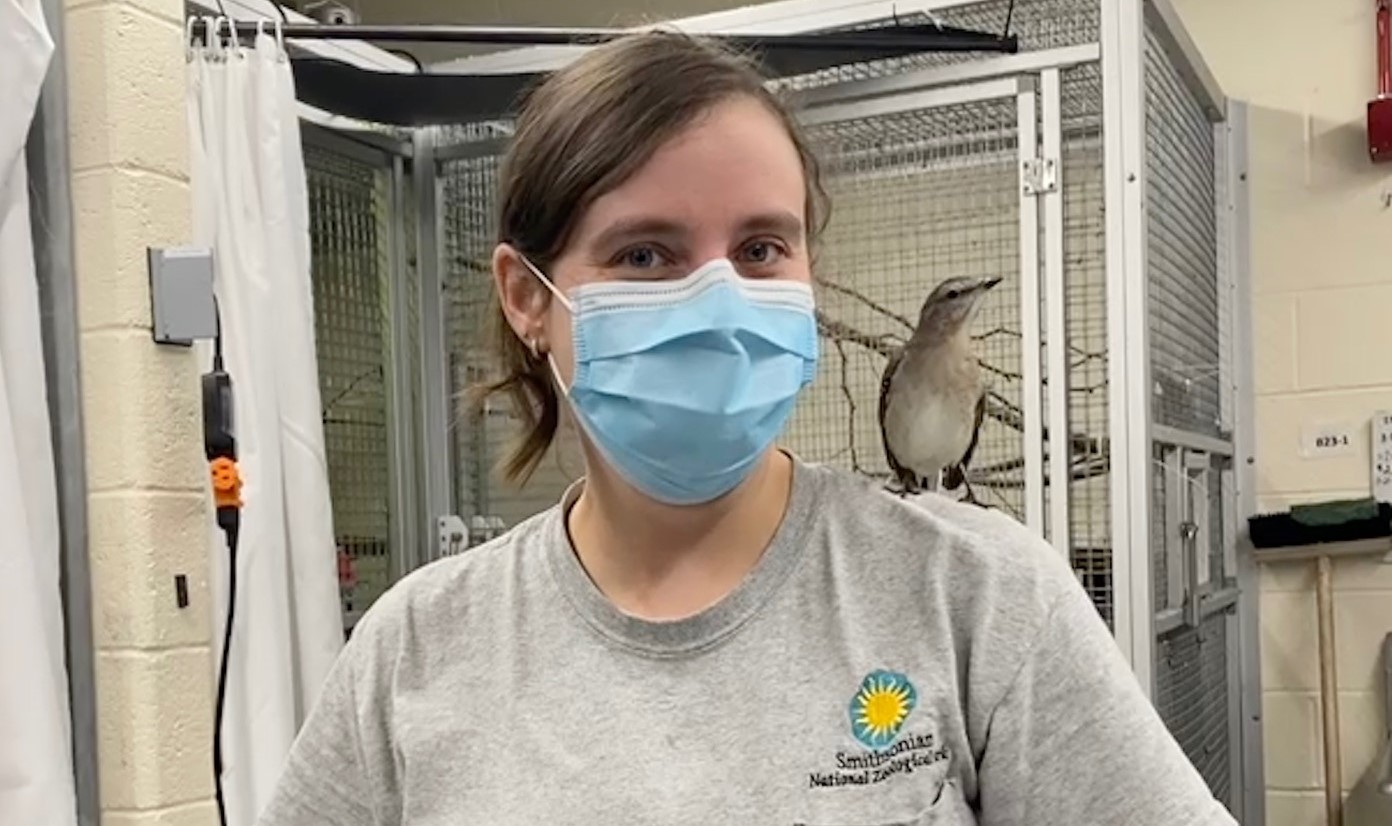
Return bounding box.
[960,482,989,509]
[891,478,920,498]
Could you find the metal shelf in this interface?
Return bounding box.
[1250,536,1392,565]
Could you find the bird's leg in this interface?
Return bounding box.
[960,478,987,509]
[895,470,920,498]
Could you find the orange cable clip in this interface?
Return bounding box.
[209,456,243,510]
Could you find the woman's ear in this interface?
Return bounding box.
[492,243,550,343]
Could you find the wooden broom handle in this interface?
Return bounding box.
[1317,554,1343,826]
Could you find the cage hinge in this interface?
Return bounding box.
[1021,157,1059,195]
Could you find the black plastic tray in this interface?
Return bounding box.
[1248,503,1392,549]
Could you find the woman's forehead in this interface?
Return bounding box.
[573,98,808,242]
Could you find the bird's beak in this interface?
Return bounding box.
[977,276,1003,292]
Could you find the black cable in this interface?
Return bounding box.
[212,294,225,373]
[205,298,238,826]
[1003,0,1017,38]
[212,517,239,826]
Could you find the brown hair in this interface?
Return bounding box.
[477,30,829,485]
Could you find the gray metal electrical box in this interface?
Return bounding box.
[148,247,217,345]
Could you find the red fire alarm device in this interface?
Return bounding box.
[1371,0,1392,162]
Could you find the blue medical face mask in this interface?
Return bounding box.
[520,256,819,505]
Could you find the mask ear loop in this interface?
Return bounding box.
[516,256,573,394]
[544,353,570,395]
[518,256,574,313]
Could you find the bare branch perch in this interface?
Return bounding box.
[815,277,915,332]
[810,292,1112,497]
[816,310,901,357]
[831,338,870,474]
[814,311,1107,458]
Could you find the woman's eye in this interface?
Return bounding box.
[738,240,786,266]
[619,246,666,269]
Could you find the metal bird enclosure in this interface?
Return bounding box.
[294,0,1256,819]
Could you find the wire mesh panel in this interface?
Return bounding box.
[438,149,501,520]
[772,0,1101,93]
[1204,457,1229,586]
[1214,95,1236,440]
[1144,24,1222,438]
[1151,443,1171,612]
[304,141,394,627]
[398,153,424,545]
[788,94,1028,519]
[1150,440,1237,803]
[1213,97,1241,585]
[1059,61,1113,623]
[436,129,583,534]
[787,66,1115,623]
[1156,613,1233,802]
[1142,12,1236,806]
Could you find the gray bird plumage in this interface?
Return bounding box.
[878,275,1001,503]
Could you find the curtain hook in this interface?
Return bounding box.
[185,16,198,62]
[222,17,244,59]
[201,15,219,57]
[255,18,266,43]
[274,17,286,59]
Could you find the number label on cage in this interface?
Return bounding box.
[1300,422,1355,458]
[1374,411,1392,504]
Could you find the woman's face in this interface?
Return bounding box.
[498,95,812,388]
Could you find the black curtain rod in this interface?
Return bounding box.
[187,20,1018,54]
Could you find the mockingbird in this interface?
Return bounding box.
[878,275,1001,503]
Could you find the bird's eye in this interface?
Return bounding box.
[946,289,961,300]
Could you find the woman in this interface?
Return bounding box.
[259,32,1234,826]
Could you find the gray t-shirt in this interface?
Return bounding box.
[257,459,1235,826]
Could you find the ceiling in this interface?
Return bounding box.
[284,0,758,65]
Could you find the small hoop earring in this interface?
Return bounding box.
[527,338,541,360]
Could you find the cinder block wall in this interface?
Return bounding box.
[65,0,218,823]
[1174,0,1392,822]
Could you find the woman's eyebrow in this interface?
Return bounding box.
[589,217,687,251]
[737,210,804,242]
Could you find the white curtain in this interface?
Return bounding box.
[187,27,345,826]
[0,2,78,826]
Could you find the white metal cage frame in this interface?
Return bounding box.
[170,0,1260,820]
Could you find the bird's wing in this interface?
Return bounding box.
[878,347,912,482]
[943,390,987,491]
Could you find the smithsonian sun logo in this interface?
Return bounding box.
[807,669,951,790]
[849,670,918,749]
